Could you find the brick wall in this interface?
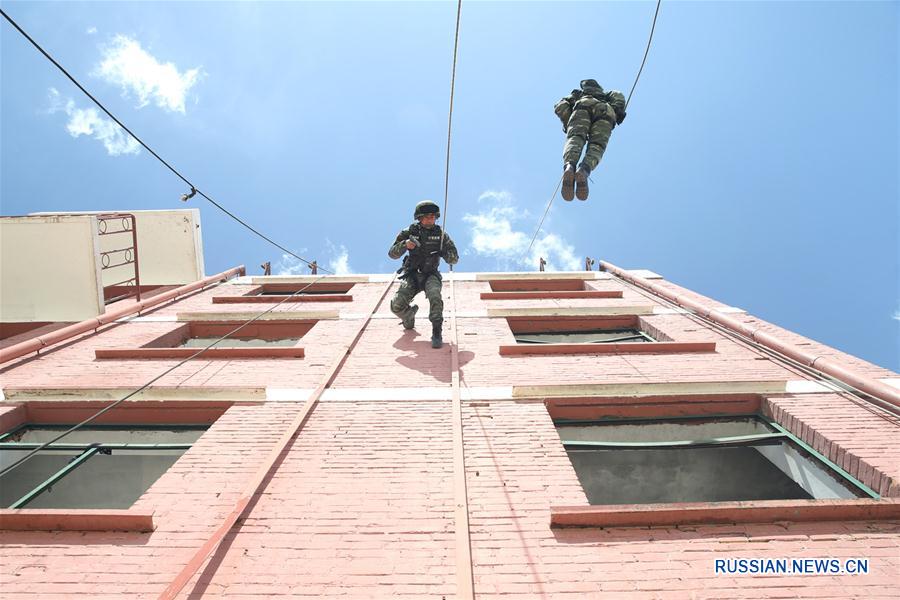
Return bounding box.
[1,273,898,598]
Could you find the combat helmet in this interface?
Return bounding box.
[580,79,604,94]
[414,200,441,220]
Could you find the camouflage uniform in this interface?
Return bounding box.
[388,223,459,324]
[555,79,626,172]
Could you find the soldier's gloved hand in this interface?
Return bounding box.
[616,111,626,125]
[405,236,420,251]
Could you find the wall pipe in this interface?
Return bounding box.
[0,265,246,365]
[599,260,900,410]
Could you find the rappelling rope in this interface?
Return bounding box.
[625,0,662,110]
[521,0,662,265]
[440,0,463,252]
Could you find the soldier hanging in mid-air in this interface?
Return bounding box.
[554,79,627,201]
[388,201,459,349]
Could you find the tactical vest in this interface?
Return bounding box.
[402,223,444,277]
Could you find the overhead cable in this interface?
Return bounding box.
[0,8,330,274]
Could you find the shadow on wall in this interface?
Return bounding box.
[393,330,474,383]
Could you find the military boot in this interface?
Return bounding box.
[431,320,443,349]
[575,165,591,201]
[561,162,576,202]
[401,305,418,329]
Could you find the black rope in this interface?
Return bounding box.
[520,2,662,267]
[625,0,662,110]
[440,0,463,251]
[0,8,330,274]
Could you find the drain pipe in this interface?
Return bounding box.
[0,265,245,365]
[600,260,900,410]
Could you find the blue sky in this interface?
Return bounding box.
[1,1,897,370]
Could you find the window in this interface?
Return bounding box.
[213,282,354,304]
[95,320,312,359]
[489,279,587,292]
[253,282,353,296]
[482,279,622,300]
[514,329,654,344]
[0,425,206,509]
[556,416,872,505]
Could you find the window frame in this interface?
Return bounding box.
[94,319,314,359]
[499,315,716,356]
[212,282,355,304]
[0,423,206,510]
[555,413,878,502]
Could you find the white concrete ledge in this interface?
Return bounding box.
[487,305,654,318]
[786,380,835,394]
[652,306,746,315]
[626,269,663,279]
[222,276,255,285]
[2,387,266,401]
[513,380,788,399]
[475,272,600,281]
[249,275,370,284]
[265,388,314,401]
[176,310,340,321]
[880,378,900,390]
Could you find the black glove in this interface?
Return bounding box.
[616,111,626,125]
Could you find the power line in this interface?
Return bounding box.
[440,0,463,251]
[625,0,662,110]
[0,7,330,275]
[0,273,336,479]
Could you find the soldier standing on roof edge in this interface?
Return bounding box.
[554,79,627,201]
[389,200,459,349]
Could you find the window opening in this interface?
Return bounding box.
[252,283,354,296]
[146,321,313,349]
[0,425,206,509]
[514,329,654,344]
[489,279,585,292]
[556,415,874,505]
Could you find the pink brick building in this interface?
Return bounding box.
[1,258,899,598]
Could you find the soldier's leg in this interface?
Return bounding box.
[424,275,445,348]
[423,275,444,323]
[563,108,591,165]
[390,278,421,328]
[576,118,614,200]
[582,118,614,172]
[562,108,591,202]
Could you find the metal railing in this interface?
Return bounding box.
[97,213,141,304]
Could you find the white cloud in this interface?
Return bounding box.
[86,27,98,35]
[326,241,353,275]
[47,88,140,156]
[272,243,352,276]
[462,190,581,271]
[273,251,311,276]
[893,309,900,322]
[94,35,202,113]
